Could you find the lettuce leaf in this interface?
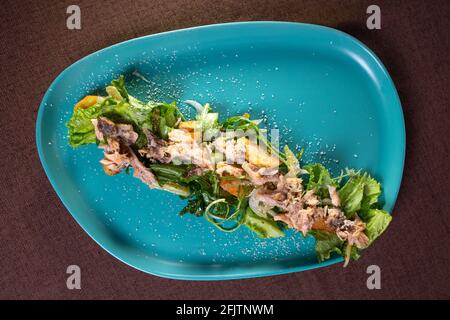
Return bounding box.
[147,103,183,139]
[67,77,168,148]
[303,163,337,197]
[196,103,219,131]
[67,103,103,147]
[310,230,344,262]
[338,173,381,218]
[111,75,129,101]
[360,176,381,212]
[360,209,392,244]
[284,145,301,177]
[310,230,361,263]
[242,207,285,238]
[338,176,364,216]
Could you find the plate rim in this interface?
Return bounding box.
[36,21,405,280]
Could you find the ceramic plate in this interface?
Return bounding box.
[36,22,405,280]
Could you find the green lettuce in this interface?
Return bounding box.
[147,103,183,139]
[284,145,301,177]
[110,75,129,101]
[310,230,361,263]
[310,230,344,262]
[309,171,388,264]
[303,163,337,197]
[196,103,219,131]
[242,207,285,238]
[67,103,103,147]
[360,209,392,244]
[67,76,184,148]
[360,176,381,212]
[338,173,381,218]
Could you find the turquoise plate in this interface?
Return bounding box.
[36,22,405,280]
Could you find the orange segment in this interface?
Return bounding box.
[74,96,102,110]
[219,179,241,197]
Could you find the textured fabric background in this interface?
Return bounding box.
[0,0,449,299]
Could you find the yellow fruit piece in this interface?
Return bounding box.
[246,141,279,168]
[106,86,123,101]
[189,130,202,141]
[74,96,103,110]
[179,121,198,131]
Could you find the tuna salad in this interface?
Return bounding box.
[67,76,392,266]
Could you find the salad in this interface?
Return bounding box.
[67,76,392,266]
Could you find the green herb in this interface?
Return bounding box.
[241,207,285,238]
[339,173,381,218]
[111,75,129,101]
[179,171,221,217]
[147,103,183,139]
[303,163,337,198]
[310,230,360,265]
[360,208,392,244]
[310,230,344,262]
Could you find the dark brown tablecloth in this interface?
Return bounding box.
[1,0,449,299]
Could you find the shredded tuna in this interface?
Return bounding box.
[97,138,130,175]
[326,208,346,228]
[336,215,369,249]
[185,166,207,178]
[257,167,279,176]
[303,189,320,207]
[125,146,158,188]
[273,214,293,228]
[167,129,213,169]
[242,162,280,186]
[288,208,316,236]
[93,117,138,145]
[100,152,130,175]
[249,187,288,214]
[286,177,303,193]
[212,136,246,164]
[139,129,171,163]
[328,185,341,207]
[274,193,369,243]
[215,162,244,177]
[91,119,104,141]
[168,129,193,143]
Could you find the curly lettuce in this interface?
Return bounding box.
[339,173,381,218]
[67,102,104,147]
[67,76,183,148]
[308,171,391,264]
